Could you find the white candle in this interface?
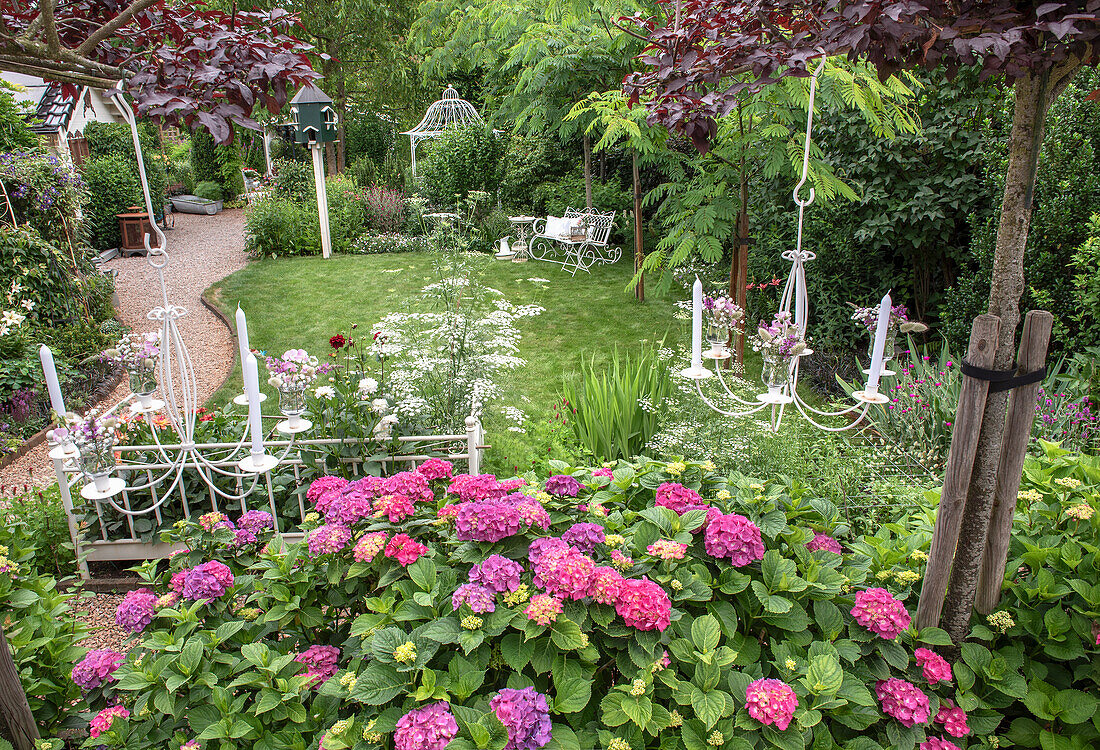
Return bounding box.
[235,305,251,372]
[691,276,703,370]
[244,354,264,460]
[866,292,892,392]
[39,344,66,418]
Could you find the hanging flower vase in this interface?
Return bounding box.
[863,325,898,377]
[704,322,730,360]
[758,353,793,404]
[77,437,117,493]
[127,359,159,410]
[276,383,312,435]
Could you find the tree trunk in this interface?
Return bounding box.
[633,150,644,302]
[727,172,749,369]
[583,134,593,210]
[599,150,606,183]
[335,56,347,174]
[939,60,1082,645]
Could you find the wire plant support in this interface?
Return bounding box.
[684,52,893,433]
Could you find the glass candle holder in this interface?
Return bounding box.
[77,437,117,493]
[127,360,158,409]
[704,322,729,359]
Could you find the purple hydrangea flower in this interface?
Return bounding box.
[395,701,458,750]
[182,560,234,601]
[527,537,568,566]
[544,474,581,498]
[72,649,124,690]
[115,588,157,633]
[490,687,553,750]
[455,500,522,543]
[561,522,605,553]
[452,583,496,613]
[295,644,340,685]
[307,523,352,556]
[469,554,524,594]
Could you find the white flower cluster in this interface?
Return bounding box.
[1,280,29,337]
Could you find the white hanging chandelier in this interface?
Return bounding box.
[681,54,895,433]
[39,87,301,509]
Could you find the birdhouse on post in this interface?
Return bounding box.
[290,84,337,258]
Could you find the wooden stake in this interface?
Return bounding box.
[975,310,1054,613]
[0,624,38,750]
[915,314,1000,629]
[633,151,644,302]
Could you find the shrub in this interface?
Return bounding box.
[379,149,407,192]
[190,127,218,184]
[215,141,245,200]
[0,150,88,249]
[499,133,572,210]
[84,120,167,216]
[80,457,983,750]
[350,156,379,188]
[194,181,224,202]
[561,347,674,461]
[0,81,37,152]
[363,185,406,233]
[82,153,143,250]
[244,194,320,258]
[420,126,505,206]
[1071,214,1100,351]
[531,174,632,242]
[271,157,315,202]
[346,112,396,166]
[0,224,83,325]
[328,176,368,253]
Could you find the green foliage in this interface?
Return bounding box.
[270,158,315,202]
[82,153,142,250]
[345,113,397,166]
[1070,214,1100,350]
[0,150,89,250]
[191,127,218,184]
[349,155,379,188]
[215,141,245,200]
[194,181,224,202]
[0,82,37,151]
[1,484,76,576]
[379,149,407,192]
[499,133,572,210]
[84,120,166,214]
[420,126,505,207]
[561,346,673,461]
[244,195,321,258]
[0,224,82,324]
[532,173,632,240]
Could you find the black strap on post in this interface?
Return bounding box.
[960,360,1047,393]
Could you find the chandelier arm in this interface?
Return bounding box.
[693,380,771,418]
[788,394,871,432]
[712,365,771,407]
[102,464,185,515]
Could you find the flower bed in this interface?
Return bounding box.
[75,457,984,750]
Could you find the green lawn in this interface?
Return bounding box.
[207,252,796,472]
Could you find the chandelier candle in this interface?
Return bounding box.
[866,292,892,394]
[234,306,264,406]
[245,353,264,463]
[680,276,711,379]
[39,344,66,416]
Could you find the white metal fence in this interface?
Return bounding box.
[53,417,486,580]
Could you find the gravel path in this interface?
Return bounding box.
[1,209,248,491]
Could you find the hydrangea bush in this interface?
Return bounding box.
[80,456,989,750]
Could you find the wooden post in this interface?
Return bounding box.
[0,624,38,750]
[975,310,1054,613]
[633,151,644,302]
[915,314,1001,629]
[728,211,749,369]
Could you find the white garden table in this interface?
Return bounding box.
[507,216,538,263]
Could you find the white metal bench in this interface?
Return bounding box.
[528,207,620,275]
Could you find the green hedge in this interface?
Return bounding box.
[83,153,142,251]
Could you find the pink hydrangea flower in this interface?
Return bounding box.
[915,648,952,685]
[72,649,124,690]
[295,644,340,685]
[417,458,454,482]
[456,499,522,542]
[851,588,911,639]
[655,482,702,514]
[525,593,563,626]
[919,739,961,750]
[592,467,614,478]
[438,505,460,521]
[935,701,970,737]
[182,560,234,601]
[453,583,496,613]
[353,531,389,563]
[307,523,352,556]
[745,678,798,731]
[232,510,275,545]
[528,537,568,566]
[588,566,624,605]
[490,687,552,750]
[307,476,350,514]
[544,474,581,497]
[374,493,415,523]
[395,702,458,750]
[470,554,524,593]
[513,495,550,529]
[534,544,595,600]
[610,550,633,570]
[647,539,688,560]
[561,522,605,553]
[170,569,188,594]
[806,533,843,554]
[384,471,434,503]
[448,474,508,502]
[875,678,930,727]
[615,577,671,631]
[704,513,765,566]
[321,492,372,525]
[385,533,428,566]
[115,588,157,633]
[500,478,528,491]
[89,705,129,738]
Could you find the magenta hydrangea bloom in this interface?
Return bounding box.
[89,705,129,738]
[561,522,605,553]
[511,494,551,530]
[295,644,340,685]
[655,482,702,514]
[456,499,522,542]
[615,577,671,631]
[935,702,970,737]
[448,474,508,502]
[182,560,234,601]
[588,566,624,605]
[527,537,568,566]
[395,701,458,750]
[745,678,798,731]
[592,467,615,479]
[704,513,765,566]
[115,588,157,633]
[417,458,454,482]
[384,470,434,503]
[453,583,496,613]
[470,554,524,593]
[500,478,528,491]
[353,531,389,563]
[322,492,373,525]
[544,474,581,498]
[385,533,429,566]
[307,476,350,514]
[491,687,553,750]
[919,738,962,750]
[307,523,352,556]
[806,533,843,554]
[915,648,952,685]
[72,649,124,690]
[525,593,563,626]
[231,510,275,546]
[341,475,386,507]
[875,678,930,727]
[170,569,188,594]
[851,588,911,639]
[534,544,595,601]
[374,493,415,523]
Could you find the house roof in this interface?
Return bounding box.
[290,84,332,105]
[1,73,77,134]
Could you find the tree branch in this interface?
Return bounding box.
[0,57,118,89]
[76,0,161,56]
[40,0,61,57]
